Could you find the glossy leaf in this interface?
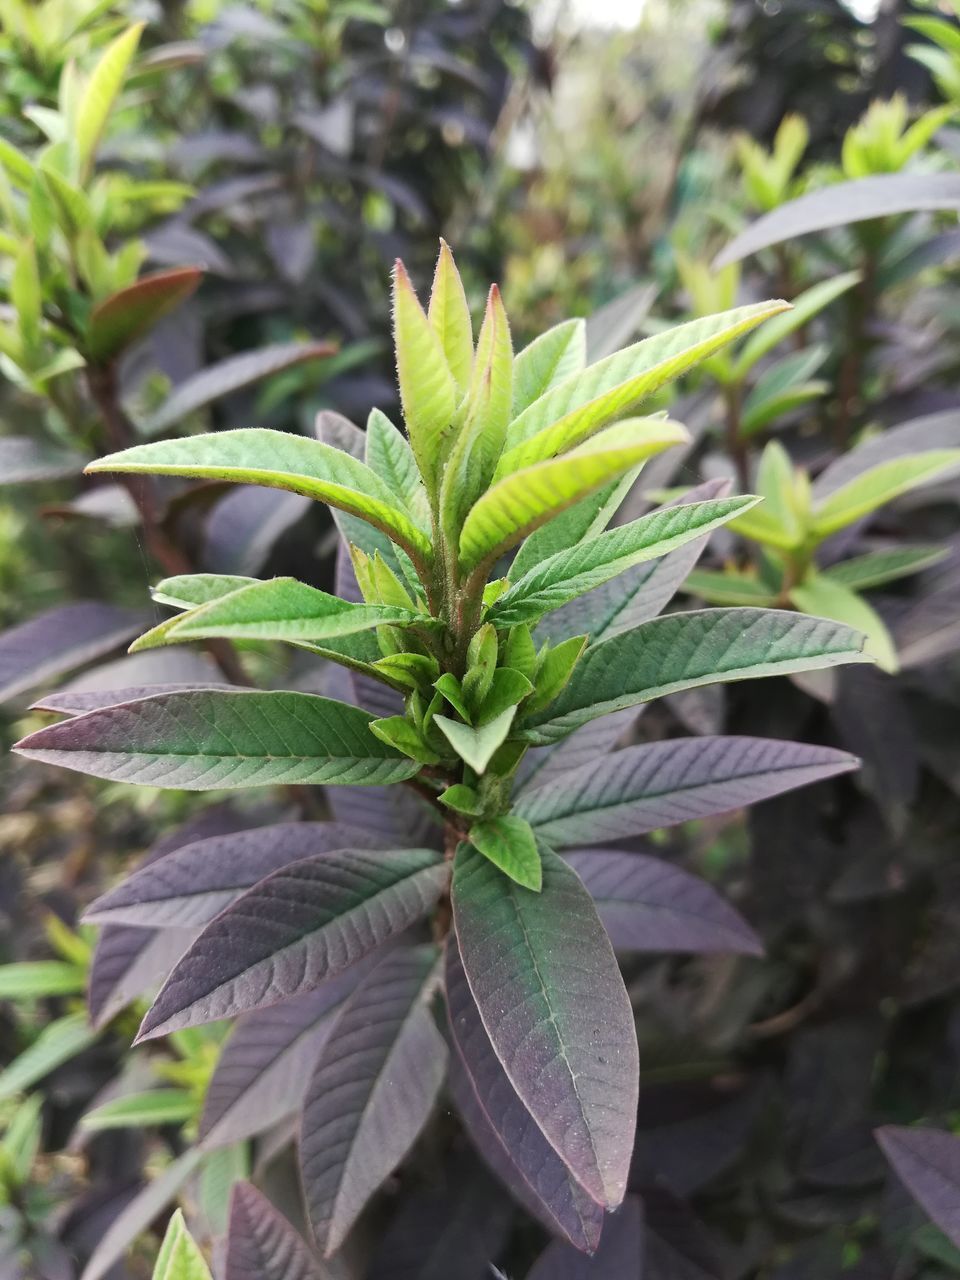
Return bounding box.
[459,418,688,574]
[85,821,382,928]
[524,609,870,743]
[300,944,446,1254]
[452,842,638,1208]
[15,689,420,788]
[86,267,202,362]
[87,429,432,563]
[518,737,857,844]
[877,1126,960,1250]
[526,1196,644,1279]
[811,451,960,538]
[0,436,88,483]
[0,1013,97,1101]
[0,602,148,703]
[445,939,604,1253]
[565,849,762,954]
[469,816,542,890]
[226,1183,327,1280]
[513,318,587,417]
[489,495,758,625]
[136,848,446,1039]
[718,172,960,265]
[75,23,145,175]
[790,575,898,673]
[499,300,788,473]
[141,342,335,435]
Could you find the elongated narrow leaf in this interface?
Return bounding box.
[203,486,311,577]
[33,681,229,715]
[0,436,88,483]
[86,268,202,362]
[490,496,757,625]
[516,737,858,845]
[445,939,604,1252]
[527,1196,644,1279]
[75,23,144,174]
[82,1089,197,1132]
[452,843,638,1208]
[824,545,948,591]
[731,271,860,379]
[813,409,960,498]
[0,961,86,998]
[226,1183,327,1280]
[498,301,787,473]
[87,429,432,563]
[716,173,960,267]
[877,1126,960,1250]
[86,821,382,928]
[0,602,148,702]
[565,850,762,954]
[136,848,446,1039]
[459,419,688,573]
[300,944,446,1254]
[15,689,420,788]
[154,577,421,648]
[89,925,196,1030]
[510,469,638,582]
[517,708,640,795]
[427,239,473,392]
[790,575,898,673]
[811,451,960,537]
[152,573,257,609]
[513,318,587,417]
[0,1012,98,1101]
[364,408,426,517]
[525,609,870,743]
[393,259,457,496]
[152,1208,212,1280]
[142,342,335,435]
[201,964,372,1148]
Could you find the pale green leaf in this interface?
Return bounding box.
[364,407,427,519]
[683,568,781,606]
[0,961,86,999]
[469,816,542,891]
[822,545,948,591]
[434,706,516,774]
[512,317,587,417]
[151,574,258,610]
[152,1209,212,1280]
[75,23,145,177]
[731,271,860,379]
[427,239,473,392]
[0,1013,98,1101]
[811,450,960,538]
[790,574,897,673]
[509,468,639,581]
[82,1089,197,1132]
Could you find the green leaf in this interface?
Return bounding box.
[811,450,960,538]
[439,783,482,815]
[469,816,542,890]
[499,300,788,474]
[392,258,458,498]
[509,468,639,581]
[151,574,258,610]
[0,961,86,999]
[439,284,514,540]
[731,272,860,379]
[527,637,588,714]
[458,418,688,574]
[2,1094,43,1184]
[684,568,781,606]
[39,165,93,236]
[435,673,472,721]
[14,689,420,789]
[12,239,41,353]
[476,668,533,723]
[434,706,517,774]
[0,1013,98,1101]
[148,577,423,648]
[822,545,948,591]
[364,407,427,518]
[727,501,804,551]
[427,239,473,392]
[0,137,34,189]
[86,267,202,363]
[82,1089,197,1132]
[368,716,441,765]
[524,608,871,742]
[512,318,587,417]
[741,380,828,435]
[152,1208,212,1280]
[489,495,759,625]
[75,23,145,178]
[790,574,897,673]
[87,429,432,565]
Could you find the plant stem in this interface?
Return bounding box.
[723,382,749,492]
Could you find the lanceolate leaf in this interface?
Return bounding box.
[15,689,421,788]
[86,267,202,363]
[226,1183,327,1280]
[452,843,638,1209]
[876,1126,960,1250]
[0,602,149,702]
[0,1012,98,1101]
[458,419,688,574]
[141,342,335,435]
[0,436,88,483]
[136,848,446,1039]
[526,1196,644,1279]
[513,318,587,418]
[200,965,374,1149]
[524,609,870,743]
[33,681,229,715]
[445,939,604,1252]
[300,945,447,1255]
[85,821,383,928]
[811,451,960,537]
[516,738,859,845]
[75,23,144,175]
[152,1208,212,1280]
[565,850,763,955]
[489,496,758,625]
[427,239,473,393]
[824,545,948,591]
[151,573,258,609]
[87,429,432,564]
[498,301,788,473]
[790,575,898,673]
[510,469,638,582]
[812,409,960,498]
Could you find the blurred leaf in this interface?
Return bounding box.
[75,23,145,177]
[0,961,86,998]
[0,1013,97,1101]
[732,272,860,378]
[811,451,960,537]
[877,1127,960,1251]
[0,602,148,703]
[225,1183,326,1280]
[790,574,897,672]
[823,545,948,591]
[86,267,202,362]
[81,1089,197,1132]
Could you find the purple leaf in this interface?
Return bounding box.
[200,963,374,1149]
[452,843,638,1210]
[516,737,859,847]
[85,821,385,929]
[300,944,446,1255]
[34,682,229,715]
[0,436,87,483]
[202,485,312,577]
[445,938,604,1252]
[226,1182,328,1280]
[526,1196,643,1279]
[136,848,447,1040]
[813,409,960,499]
[565,849,762,955]
[516,708,640,795]
[0,603,149,703]
[876,1126,960,1249]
